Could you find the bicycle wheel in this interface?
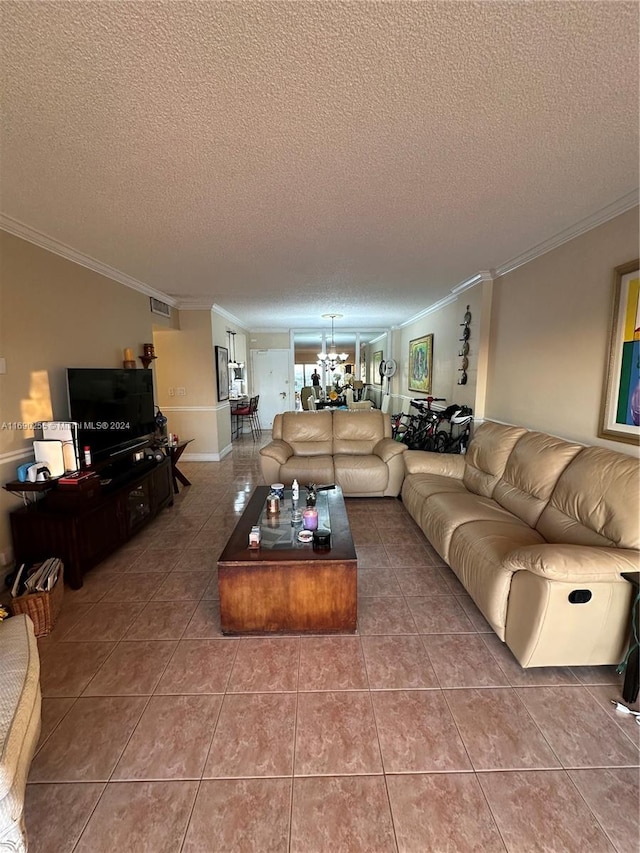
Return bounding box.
[434,430,449,453]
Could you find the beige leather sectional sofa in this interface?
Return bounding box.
[402,421,639,668]
[0,614,41,851]
[260,410,407,497]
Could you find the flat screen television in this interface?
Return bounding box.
[66,368,156,464]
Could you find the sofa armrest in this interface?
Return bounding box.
[504,544,639,583]
[373,438,408,464]
[403,450,465,478]
[259,440,293,465]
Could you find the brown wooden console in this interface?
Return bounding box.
[8,456,173,589]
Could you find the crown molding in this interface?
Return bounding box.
[211,303,249,329]
[399,292,458,327]
[0,214,178,306]
[494,189,639,278]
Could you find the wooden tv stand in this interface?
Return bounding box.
[8,456,173,589]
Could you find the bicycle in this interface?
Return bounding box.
[392,397,446,450]
[434,406,474,454]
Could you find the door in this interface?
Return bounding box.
[251,349,292,430]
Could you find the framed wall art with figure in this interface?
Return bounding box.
[408,334,433,394]
[215,346,230,402]
[599,259,640,444]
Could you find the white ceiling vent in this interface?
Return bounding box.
[150,297,171,318]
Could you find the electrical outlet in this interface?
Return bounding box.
[168,387,175,397]
[176,387,186,396]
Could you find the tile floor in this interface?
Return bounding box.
[24,436,640,852]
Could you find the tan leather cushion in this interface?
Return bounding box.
[332,410,389,454]
[280,455,334,484]
[493,431,583,528]
[418,491,527,562]
[536,446,640,549]
[334,455,389,494]
[463,422,526,497]
[448,519,546,636]
[279,411,333,456]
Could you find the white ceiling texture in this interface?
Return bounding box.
[1,1,638,346]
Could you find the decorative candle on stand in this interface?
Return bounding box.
[302,508,318,530]
[123,347,136,368]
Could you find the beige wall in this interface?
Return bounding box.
[0,231,172,563]
[486,207,639,454]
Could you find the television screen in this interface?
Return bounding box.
[66,368,156,463]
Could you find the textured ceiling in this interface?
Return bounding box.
[1,1,638,337]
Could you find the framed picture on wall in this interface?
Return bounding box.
[215,346,230,402]
[360,349,366,382]
[408,334,433,394]
[599,259,640,444]
[373,351,383,385]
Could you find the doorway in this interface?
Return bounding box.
[250,349,292,430]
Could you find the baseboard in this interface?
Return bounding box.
[182,448,232,463]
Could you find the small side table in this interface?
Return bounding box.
[621,572,640,704]
[167,439,194,494]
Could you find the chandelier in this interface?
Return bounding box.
[317,313,348,372]
[227,331,244,371]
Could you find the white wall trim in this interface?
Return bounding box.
[494,190,639,278]
[0,447,33,465]
[0,214,178,305]
[160,405,225,413]
[182,446,232,462]
[211,304,249,329]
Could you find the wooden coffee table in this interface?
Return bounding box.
[218,486,357,634]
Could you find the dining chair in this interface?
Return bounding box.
[231,395,259,439]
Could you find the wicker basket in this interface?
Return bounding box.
[11,563,64,638]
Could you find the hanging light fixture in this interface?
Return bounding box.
[317,313,349,372]
[227,330,244,371]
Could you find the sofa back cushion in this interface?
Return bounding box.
[463,422,527,498]
[332,410,389,455]
[536,446,640,549]
[277,411,334,456]
[492,431,583,528]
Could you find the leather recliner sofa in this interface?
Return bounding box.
[401,421,639,668]
[260,410,407,497]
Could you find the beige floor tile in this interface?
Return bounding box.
[481,632,581,685]
[39,641,116,697]
[361,634,439,689]
[37,696,76,751]
[25,782,105,853]
[83,640,176,696]
[515,685,640,768]
[204,692,296,778]
[357,569,403,596]
[59,601,145,642]
[227,637,300,692]
[298,636,368,690]
[355,545,390,568]
[372,689,472,773]
[30,696,147,781]
[291,776,396,852]
[151,570,210,601]
[394,565,452,596]
[123,600,198,640]
[155,638,237,693]
[74,780,198,853]
[406,593,475,633]
[568,767,640,852]
[127,548,181,573]
[478,770,617,853]
[113,694,222,779]
[357,596,418,635]
[422,634,511,688]
[100,572,168,602]
[295,691,382,775]
[172,547,217,572]
[182,779,291,853]
[181,599,224,638]
[387,773,505,853]
[444,687,562,770]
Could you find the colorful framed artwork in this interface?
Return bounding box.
[373,351,383,385]
[599,260,640,444]
[215,346,230,402]
[408,334,433,394]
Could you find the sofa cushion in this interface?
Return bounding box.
[447,519,546,636]
[334,455,389,495]
[332,410,388,454]
[279,455,334,485]
[536,446,640,549]
[462,422,526,498]
[492,431,583,528]
[279,411,333,456]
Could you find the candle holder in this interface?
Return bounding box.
[123,360,136,369]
